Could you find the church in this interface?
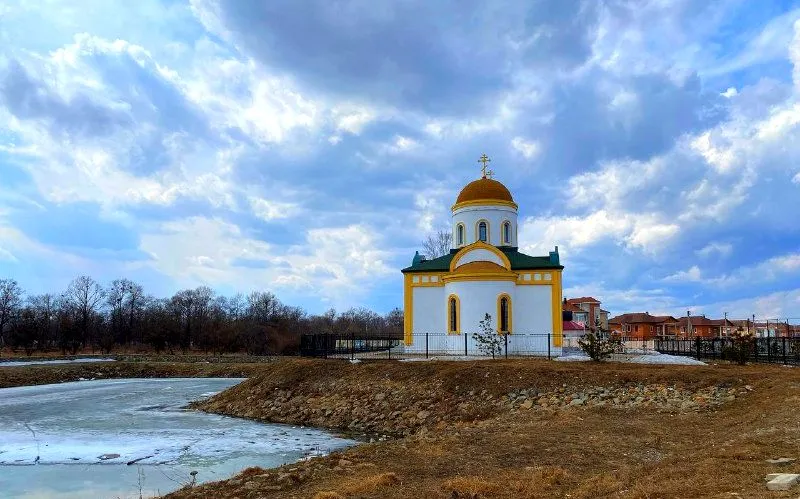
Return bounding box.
[401,155,564,355]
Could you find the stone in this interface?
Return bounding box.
[417,410,430,420]
[569,398,586,407]
[765,473,782,482]
[766,457,797,465]
[520,400,533,410]
[766,473,800,491]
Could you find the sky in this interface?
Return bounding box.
[1,0,800,320]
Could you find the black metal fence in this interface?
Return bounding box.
[300,332,568,360]
[655,337,800,365]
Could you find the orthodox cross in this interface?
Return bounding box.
[478,153,494,178]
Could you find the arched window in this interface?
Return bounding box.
[478,221,488,242]
[497,294,512,333]
[448,295,460,334]
[502,221,511,245]
[456,224,465,246]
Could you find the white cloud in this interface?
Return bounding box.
[721,87,738,98]
[138,217,392,305]
[510,136,540,160]
[663,265,703,283]
[249,197,299,221]
[696,242,732,258]
[384,135,418,154]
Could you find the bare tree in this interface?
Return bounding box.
[0,278,24,351]
[422,229,452,259]
[64,276,105,353]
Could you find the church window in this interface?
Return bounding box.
[502,221,511,245]
[448,295,460,333]
[478,221,488,242]
[497,294,512,333]
[456,224,465,246]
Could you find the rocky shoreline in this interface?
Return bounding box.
[193,360,749,437]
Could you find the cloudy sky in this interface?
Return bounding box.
[1,0,799,320]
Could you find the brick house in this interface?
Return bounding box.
[564,297,605,331]
[608,313,678,340]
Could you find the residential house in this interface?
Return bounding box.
[564,297,603,331]
[609,313,679,340]
[674,316,734,338]
[562,300,589,324]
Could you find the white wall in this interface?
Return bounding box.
[455,248,506,268]
[452,205,518,248]
[411,286,443,334]
[445,280,515,333]
[514,285,553,333]
[407,281,558,356]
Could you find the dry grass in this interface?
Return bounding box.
[0,361,263,388]
[152,359,800,498]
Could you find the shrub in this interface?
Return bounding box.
[472,313,504,358]
[578,331,621,361]
[721,328,754,365]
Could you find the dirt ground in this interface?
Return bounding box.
[166,359,800,499]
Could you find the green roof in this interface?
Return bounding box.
[401,246,563,273]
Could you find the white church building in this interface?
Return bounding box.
[401,156,563,355]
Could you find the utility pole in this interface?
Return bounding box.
[687,310,692,340]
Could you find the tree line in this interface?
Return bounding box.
[0,277,403,357]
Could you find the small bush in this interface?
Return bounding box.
[578,332,621,361]
[721,329,754,365]
[472,313,504,358]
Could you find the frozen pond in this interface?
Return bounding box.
[0,378,356,498]
[0,358,116,367]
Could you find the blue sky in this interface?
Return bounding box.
[1,0,800,320]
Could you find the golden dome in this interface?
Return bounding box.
[453,178,517,210]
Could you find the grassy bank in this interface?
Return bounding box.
[0,360,268,389]
[167,358,800,498]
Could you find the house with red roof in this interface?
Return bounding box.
[608,313,678,340]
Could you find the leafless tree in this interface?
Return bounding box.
[0,278,24,351]
[63,276,105,353]
[422,229,452,259]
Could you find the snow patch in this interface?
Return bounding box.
[626,352,706,365]
[0,358,116,367]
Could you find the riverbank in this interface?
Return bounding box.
[167,358,800,498]
[0,360,267,388]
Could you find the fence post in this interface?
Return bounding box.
[547,332,551,360]
[695,337,700,360]
[505,333,508,360]
[783,337,787,365]
[324,333,328,359]
[425,333,429,359]
[464,332,468,357]
[350,332,354,361]
[388,337,391,360]
[767,327,771,363]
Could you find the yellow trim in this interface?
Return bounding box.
[515,272,553,285]
[447,294,461,334]
[449,241,512,271]
[404,274,413,345]
[501,220,512,245]
[443,272,518,283]
[497,293,512,334]
[452,199,519,212]
[407,272,446,287]
[475,219,490,243]
[455,223,466,247]
[551,270,563,347]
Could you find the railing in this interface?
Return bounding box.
[655,337,800,365]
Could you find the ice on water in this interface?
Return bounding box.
[0,378,355,498]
